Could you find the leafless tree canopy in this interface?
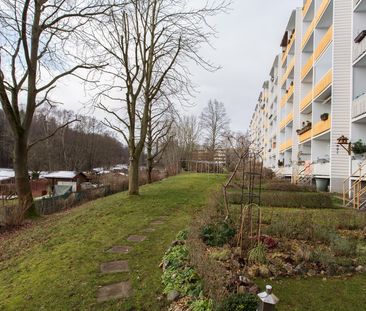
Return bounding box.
[88,0,230,194]
[200,99,230,152]
[0,0,116,225]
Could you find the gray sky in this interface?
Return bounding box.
[55,0,303,133]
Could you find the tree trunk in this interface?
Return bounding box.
[11,135,35,225]
[128,157,139,195]
[147,158,153,184]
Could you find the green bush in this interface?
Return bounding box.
[218,293,259,311]
[162,266,203,297]
[265,211,337,243]
[310,248,335,266]
[200,221,236,247]
[228,191,333,209]
[248,243,267,264]
[262,191,333,208]
[330,236,357,257]
[264,180,316,192]
[163,245,189,269]
[190,298,214,311]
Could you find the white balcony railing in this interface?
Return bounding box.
[354,36,366,62]
[283,166,293,176]
[353,93,366,118]
[352,159,366,176]
[313,162,330,176]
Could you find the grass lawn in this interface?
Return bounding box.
[0,173,226,311]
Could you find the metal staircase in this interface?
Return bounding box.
[293,162,313,186]
[343,160,366,210]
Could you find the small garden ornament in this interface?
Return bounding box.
[257,285,279,311]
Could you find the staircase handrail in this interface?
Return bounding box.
[343,159,366,206]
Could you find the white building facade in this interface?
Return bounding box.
[249,0,366,197]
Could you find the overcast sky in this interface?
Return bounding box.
[54,0,303,133]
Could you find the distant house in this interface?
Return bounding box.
[0,169,15,184]
[43,171,88,192]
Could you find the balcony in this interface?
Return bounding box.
[314,69,332,99]
[354,32,366,62]
[280,139,293,152]
[313,162,330,176]
[314,26,333,61]
[301,54,314,80]
[302,0,331,50]
[299,127,312,143]
[303,0,313,18]
[314,0,331,26]
[302,19,315,50]
[280,58,295,87]
[300,90,313,111]
[281,33,296,66]
[279,112,294,129]
[353,93,366,118]
[312,118,331,137]
[280,84,295,108]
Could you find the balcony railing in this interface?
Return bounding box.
[301,54,314,80]
[315,0,331,26]
[302,19,315,50]
[312,118,331,137]
[280,58,295,87]
[302,0,331,50]
[299,127,312,143]
[354,0,362,8]
[281,33,296,66]
[354,34,366,62]
[280,84,295,108]
[280,139,293,152]
[313,162,330,176]
[353,93,366,118]
[303,0,313,17]
[300,90,313,111]
[314,69,332,99]
[314,26,333,61]
[280,112,294,129]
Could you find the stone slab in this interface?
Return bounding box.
[106,246,132,254]
[151,220,165,226]
[143,228,156,232]
[100,261,129,274]
[97,281,132,302]
[127,235,147,242]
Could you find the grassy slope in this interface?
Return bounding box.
[0,173,226,311]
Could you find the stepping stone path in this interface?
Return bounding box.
[97,281,132,302]
[127,235,147,242]
[97,216,167,303]
[101,261,129,274]
[106,246,132,254]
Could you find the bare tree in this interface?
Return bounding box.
[0,0,114,225]
[200,99,230,153]
[92,0,229,195]
[146,101,175,183]
[176,115,200,163]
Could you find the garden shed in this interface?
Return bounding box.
[43,171,89,192]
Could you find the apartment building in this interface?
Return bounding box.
[249,0,366,198]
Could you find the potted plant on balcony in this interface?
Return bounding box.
[352,139,366,159]
[320,113,329,121]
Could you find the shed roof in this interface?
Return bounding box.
[43,171,85,179]
[0,169,15,181]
